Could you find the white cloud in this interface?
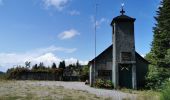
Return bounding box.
[43,0,70,11]
[90,16,108,28]
[96,18,107,27]
[31,54,88,67]
[64,58,88,66]
[68,10,80,16]
[36,45,77,53]
[0,46,88,72]
[58,29,80,40]
[31,53,62,67]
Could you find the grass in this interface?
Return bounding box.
[0,80,111,100]
[136,90,160,100]
[0,80,161,100]
[120,88,161,100]
[160,80,170,100]
[0,74,6,81]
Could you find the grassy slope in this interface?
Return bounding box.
[120,88,160,100]
[0,81,112,100]
[0,80,162,100]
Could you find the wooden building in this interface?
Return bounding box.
[89,7,149,89]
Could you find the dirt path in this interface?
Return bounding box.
[25,81,137,100]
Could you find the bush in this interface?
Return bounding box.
[160,80,170,100]
[145,65,162,89]
[95,79,105,88]
[104,80,114,89]
[0,74,6,80]
[80,65,89,81]
[95,79,114,89]
[145,65,170,90]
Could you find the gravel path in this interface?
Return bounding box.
[25,81,137,100]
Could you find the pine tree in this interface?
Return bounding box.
[38,62,45,69]
[146,0,170,89]
[52,63,57,69]
[151,0,170,67]
[62,61,66,69]
[59,61,66,69]
[32,64,38,70]
[25,61,31,68]
[59,62,62,69]
[76,60,80,68]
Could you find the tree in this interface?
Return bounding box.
[151,0,170,67]
[165,49,170,66]
[62,61,66,69]
[38,62,45,69]
[80,65,89,81]
[76,60,81,68]
[145,51,156,65]
[52,63,57,69]
[59,61,66,69]
[146,0,170,89]
[25,61,31,68]
[32,64,38,70]
[82,65,89,76]
[59,62,62,69]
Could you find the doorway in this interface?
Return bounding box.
[118,64,132,88]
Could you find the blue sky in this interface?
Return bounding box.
[0,0,160,72]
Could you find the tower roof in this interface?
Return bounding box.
[111,15,135,22]
[111,5,136,26]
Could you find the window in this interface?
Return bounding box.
[98,70,112,77]
[121,52,132,61]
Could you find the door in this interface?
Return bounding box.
[119,64,132,88]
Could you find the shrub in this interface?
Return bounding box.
[104,80,114,89]
[95,79,114,89]
[95,79,105,88]
[145,65,162,89]
[145,65,170,90]
[0,73,6,80]
[160,80,170,100]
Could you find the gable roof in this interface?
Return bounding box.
[89,44,149,64]
[135,52,150,64]
[89,45,112,64]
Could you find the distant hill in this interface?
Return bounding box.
[0,71,4,74]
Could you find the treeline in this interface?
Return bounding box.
[5,61,89,81]
[143,1,170,100]
[0,71,5,80]
[0,71,4,74]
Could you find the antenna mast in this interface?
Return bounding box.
[94,0,98,80]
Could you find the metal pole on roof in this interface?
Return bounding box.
[94,0,98,81]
